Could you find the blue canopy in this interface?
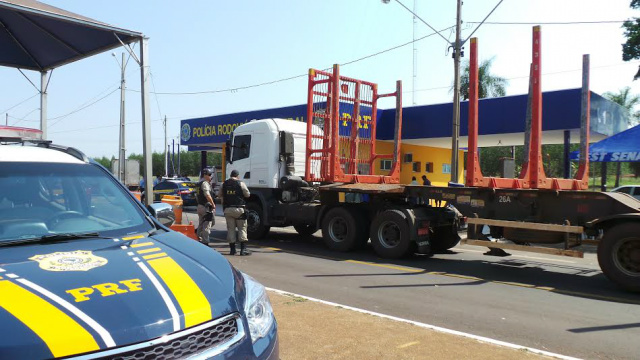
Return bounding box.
[570,124,640,162]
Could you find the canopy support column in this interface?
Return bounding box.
[563,130,570,178]
[139,37,153,206]
[40,70,49,139]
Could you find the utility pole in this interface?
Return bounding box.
[450,0,462,183]
[115,52,127,184]
[412,0,417,105]
[163,115,168,177]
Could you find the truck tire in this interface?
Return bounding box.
[370,209,413,259]
[321,207,365,252]
[246,202,270,240]
[430,225,461,252]
[294,224,317,237]
[597,222,640,293]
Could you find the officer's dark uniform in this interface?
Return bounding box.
[222,174,250,255]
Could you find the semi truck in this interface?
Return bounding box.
[224,29,640,292]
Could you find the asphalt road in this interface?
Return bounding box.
[183,208,640,360]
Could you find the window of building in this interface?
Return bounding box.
[380,159,392,171]
[403,153,413,163]
[425,162,434,173]
[442,163,451,174]
[412,162,421,172]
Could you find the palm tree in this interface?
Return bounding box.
[457,57,507,100]
[603,87,640,186]
[604,87,640,125]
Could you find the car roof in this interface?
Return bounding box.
[0,145,84,164]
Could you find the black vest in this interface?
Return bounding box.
[222,178,245,208]
[196,180,208,205]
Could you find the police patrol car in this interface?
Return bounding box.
[0,126,278,359]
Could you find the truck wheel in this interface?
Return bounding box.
[431,225,461,252]
[370,209,413,259]
[294,224,317,237]
[246,202,270,240]
[597,222,640,293]
[321,207,363,252]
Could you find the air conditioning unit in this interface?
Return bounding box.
[403,153,413,163]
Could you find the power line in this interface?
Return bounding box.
[467,20,626,25]
[124,26,455,97]
[48,88,119,126]
[0,93,39,115]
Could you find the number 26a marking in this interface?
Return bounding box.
[499,196,511,203]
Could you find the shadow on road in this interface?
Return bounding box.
[208,227,640,306]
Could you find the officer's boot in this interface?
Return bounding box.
[229,243,236,256]
[240,242,251,256]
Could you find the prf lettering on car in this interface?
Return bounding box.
[66,279,142,302]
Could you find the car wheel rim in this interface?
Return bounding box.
[613,237,640,277]
[328,217,348,243]
[377,221,401,249]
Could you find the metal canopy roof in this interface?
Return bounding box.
[0,0,141,71]
[0,0,154,206]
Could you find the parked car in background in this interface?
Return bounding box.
[0,127,279,359]
[153,179,199,206]
[610,185,640,200]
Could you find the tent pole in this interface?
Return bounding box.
[139,36,153,206]
[40,71,49,139]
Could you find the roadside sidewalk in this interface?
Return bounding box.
[268,290,552,360]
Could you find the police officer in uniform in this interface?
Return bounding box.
[222,169,251,255]
[196,169,216,245]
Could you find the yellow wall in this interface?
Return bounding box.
[374,141,464,186]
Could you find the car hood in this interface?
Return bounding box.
[0,232,240,359]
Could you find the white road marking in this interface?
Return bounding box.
[6,273,18,279]
[17,278,116,348]
[266,287,581,360]
[137,262,180,332]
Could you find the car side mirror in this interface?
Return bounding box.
[225,140,232,164]
[147,202,175,227]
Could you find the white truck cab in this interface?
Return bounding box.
[226,118,313,188]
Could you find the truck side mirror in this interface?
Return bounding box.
[280,131,294,156]
[225,140,232,164]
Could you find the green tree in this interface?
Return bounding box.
[623,0,640,79]
[458,57,507,100]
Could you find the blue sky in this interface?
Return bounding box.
[1,0,638,157]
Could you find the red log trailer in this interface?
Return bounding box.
[225,26,639,292]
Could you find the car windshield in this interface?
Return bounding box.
[0,162,154,242]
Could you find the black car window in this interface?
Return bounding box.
[616,187,631,194]
[0,162,152,241]
[155,182,176,190]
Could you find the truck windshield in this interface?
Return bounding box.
[0,162,153,242]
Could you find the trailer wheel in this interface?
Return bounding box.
[294,224,317,237]
[321,207,363,252]
[370,210,413,259]
[431,225,461,252]
[598,222,640,293]
[246,202,270,240]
